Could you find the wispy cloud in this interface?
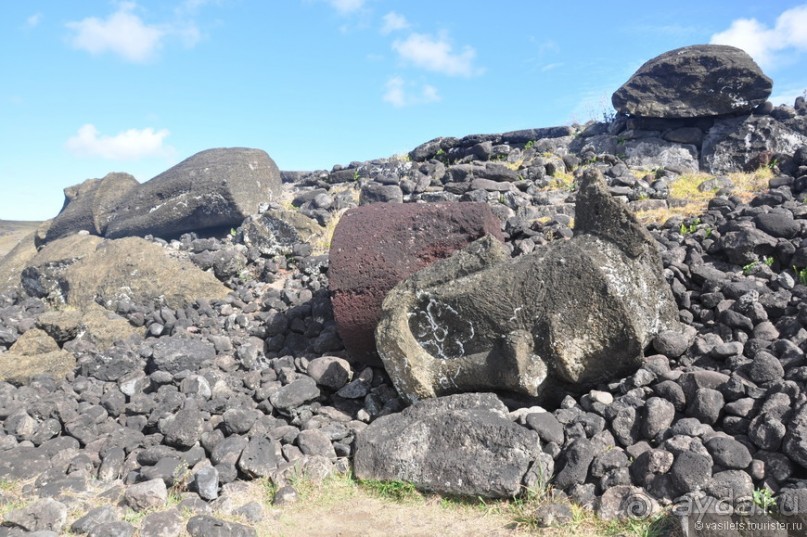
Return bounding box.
[66,124,173,160]
[383,77,440,107]
[178,0,219,12]
[66,2,203,62]
[710,4,807,68]
[381,12,409,34]
[533,38,559,55]
[25,13,43,29]
[541,62,563,72]
[392,32,482,77]
[326,0,365,14]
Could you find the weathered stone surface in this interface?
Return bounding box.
[612,45,772,118]
[535,502,574,527]
[3,498,68,533]
[193,466,219,500]
[360,183,403,204]
[20,233,103,303]
[35,304,141,350]
[140,510,183,537]
[554,438,596,490]
[237,436,280,478]
[329,202,504,365]
[670,451,713,496]
[90,521,136,537]
[0,447,52,480]
[150,337,217,374]
[0,328,75,384]
[376,169,679,403]
[237,208,322,257]
[705,469,754,501]
[71,304,143,349]
[783,403,807,469]
[186,515,257,537]
[306,356,352,389]
[525,412,564,445]
[124,478,168,512]
[269,377,320,411]
[354,394,539,498]
[623,138,698,171]
[105,148,281,239]
[597,485,659,521]
[702,115,807,173]
[297,429,337,459]
[70,506,119,534]
[25,235,229,309]
[35,309,83,343]
[159,409,206,449]
[45,173,139,243]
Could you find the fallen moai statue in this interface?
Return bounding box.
[104,147,282,240]
[376,168,681,403]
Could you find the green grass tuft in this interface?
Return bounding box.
[359,479,423,502]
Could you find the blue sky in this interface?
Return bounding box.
[2,1,807,221]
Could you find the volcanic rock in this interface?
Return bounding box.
[376,169,679,403]
[702,115,807,173]
[0,328,75,384]
[329,201,503,365]
[354,393,540,498]
[105,148,281,239]
[612,45,772,118]
[25,235,229,309]
[45,173,139,243]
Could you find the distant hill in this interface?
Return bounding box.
[0,220,41,259]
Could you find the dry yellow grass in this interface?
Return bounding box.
[543,170,576,192]
[635,168,774,225]
[503,158,525,171]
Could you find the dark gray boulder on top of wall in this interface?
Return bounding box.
[45,173,139,243]
[612,45,772,118]
[105,148,282,239]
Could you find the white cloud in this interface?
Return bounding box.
[383,77,407,107]
[392,32,482,77]
[179,0,216,12]
[66,2,165,62]
[174,21,202,48]
[327,0,365,14]
[383,77,440,107]
[533,38,559,55]
[26,13,42,28]
[381,12,408,34]
[421,84,439,102]
[710,4,807,68]
[66,124,173,160]
[66,2,204,62]
[541,62,563,72]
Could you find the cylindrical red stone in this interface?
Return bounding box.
[328,202,505,366]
